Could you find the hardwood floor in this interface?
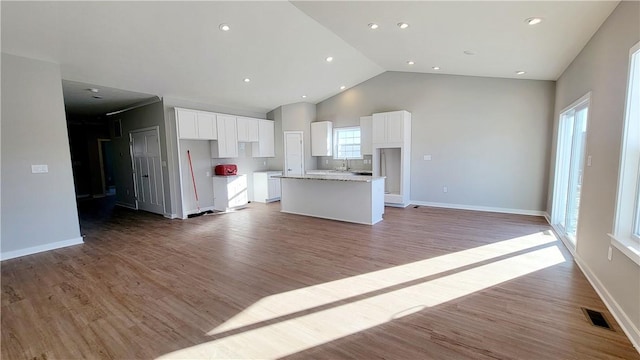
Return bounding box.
[2,201,638,359]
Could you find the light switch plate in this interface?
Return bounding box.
[31,164,48,173]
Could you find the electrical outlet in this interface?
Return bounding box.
[206,171,210,177]
[325,159,329,164]
[607,246,612,261]
[443,186,448,193]
[423,155,432,161]
[587,155,592,167]
[263,161,266,166]
[31,164,48,173]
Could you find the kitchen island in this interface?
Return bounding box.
[276,174,385,225]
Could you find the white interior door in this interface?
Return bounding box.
[130,128,164,214]
[284,131,304,176]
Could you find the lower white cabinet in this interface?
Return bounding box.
[212,174,248,211]
[253,171,282,203]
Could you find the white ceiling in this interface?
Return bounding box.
[1,1,619,116]
[293,1,619,80]
[62,80,158,117]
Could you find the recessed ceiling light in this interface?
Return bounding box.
[326,56,334,62]
[407,60,415,65]
[340,85,346,90]
[243,78,251,83]
[92,95,103,99]
[302,95,307,99]
[219,24,230,31]
[432,66,441,70]
[87,88,99,93]
[463,50,476,56]
[516,71,526,75]
[525,17,543,25]
[368,23,379,30]
[397,22,409,29]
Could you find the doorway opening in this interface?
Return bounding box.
[551,93,590,249]
[63,80,162,230]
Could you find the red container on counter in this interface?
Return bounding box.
[214,164,237,176]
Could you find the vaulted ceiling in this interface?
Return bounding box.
[1,1,619,116]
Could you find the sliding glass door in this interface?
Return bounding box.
[552,96,590,246]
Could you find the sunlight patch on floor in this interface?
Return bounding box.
[157,236,566,359]
[207,231,557,336]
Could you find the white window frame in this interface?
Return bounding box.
[333,126,362,160]
[609,40,640,266]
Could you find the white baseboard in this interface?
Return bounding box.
[1,237,84,261]
[574,255,640,352]
[543,211,551,224]
[116,201,137,210]
[410,201,545,217]
[183,206,217,219]
[164,213,178,219]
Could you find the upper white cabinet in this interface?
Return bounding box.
[176,108,218,140]
[360,116,373,155]
[372,110,411,146]
[237,117,259,142]
[197,112,217,140]
[252,119,275,157]
[211,114,238,158]
[311,121,333,156]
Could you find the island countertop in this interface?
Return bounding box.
[274,174,384,182]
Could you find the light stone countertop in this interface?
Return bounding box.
[275,174,384,182]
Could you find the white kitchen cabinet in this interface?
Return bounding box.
[211,114,238,158]
[176,108,217,140]
[371,110,412,207]
[252,119,275,157]
[360,116,373,155]
[197,112,217,140]
[372,110,410,146]
[311,121,333,156]
[253,171,282,203]
[176,109,198,139]
[237,117,259,142]
[212,175,248,211]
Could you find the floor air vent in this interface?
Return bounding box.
[581,308,613,331]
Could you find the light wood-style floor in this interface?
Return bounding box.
[2,200,638,359]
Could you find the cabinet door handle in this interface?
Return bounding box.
[142,174,149,178]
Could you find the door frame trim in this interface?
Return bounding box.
[129,126,166,214]
[283,130,304,176]
[550,91,591,254]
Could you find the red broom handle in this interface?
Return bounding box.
[186,150,200,210]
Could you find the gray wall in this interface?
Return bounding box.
[1,53,82,256]
[266,106,283,171]
[163,97,268,217]
[316,71,556,213]
[549,0,640,341]
[108,100,170,215]
[278,102,316,171]
[288,102,316,172]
